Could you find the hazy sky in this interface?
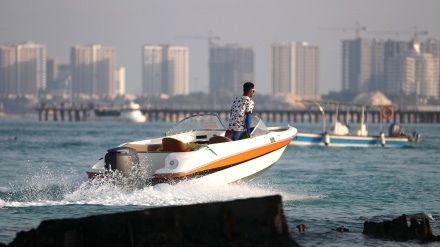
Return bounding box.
[1,0,439,96]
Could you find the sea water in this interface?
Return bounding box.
[0,118,439,247]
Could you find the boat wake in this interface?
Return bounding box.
[0,169,318,208]
[0,165,84,208]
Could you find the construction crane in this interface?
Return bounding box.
[177,30,220,47]
[319,22,368,38]
[367,27,428,42]
[394,28,428,42]
[320,23,429,42]
[412,29,429,42]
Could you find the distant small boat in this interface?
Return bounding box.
[290,101,421,147]
[88,101,147,123]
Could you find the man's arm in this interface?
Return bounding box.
[245,112,252,137]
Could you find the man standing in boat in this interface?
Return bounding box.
[226,82,255,140]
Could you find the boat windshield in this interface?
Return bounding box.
[250,115,270,137]
[166,114,226,136]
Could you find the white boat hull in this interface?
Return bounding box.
[196,145,287,185]
[88,110,147,123]
[290,132,409,147]
[152,131,293,184]
[88,102,147,123]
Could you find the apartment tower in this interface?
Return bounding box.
[142,45,188,96]
[209,44,254,93]
[342,38,371,93]
[271,42,320,100]
[386,42,439,99]
[70,44,116,97]
[0,41,46,96]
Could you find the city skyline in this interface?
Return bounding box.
[2,37,439,100]
[1,0,440,96]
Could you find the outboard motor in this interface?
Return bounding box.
[389,123,405,137]
[411,132,421,143]
[389,123,421,143]
[104,147,139,176]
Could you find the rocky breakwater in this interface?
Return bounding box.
[363,214,440,243]
[2,195,299,247]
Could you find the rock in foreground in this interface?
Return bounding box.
[6,195,299,247]
[363,214,440,242]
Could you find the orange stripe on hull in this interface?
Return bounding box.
[86,171,105,179]
[154,137,293,180]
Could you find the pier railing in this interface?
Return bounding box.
[36,104,440,123]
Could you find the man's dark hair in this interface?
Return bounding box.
[243,82,254,93]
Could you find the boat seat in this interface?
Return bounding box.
[123,143,162,152]
[123,143,149,152]
[209,136,233,144]
[162,137,190,152]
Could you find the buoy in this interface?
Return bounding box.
[324,132,330,146]
[381,106,394,120]
[380,132,386,147]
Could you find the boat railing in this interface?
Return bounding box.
[299,100,397,136]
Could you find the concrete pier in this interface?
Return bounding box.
[37,103,88,121]
[36,103,440,123]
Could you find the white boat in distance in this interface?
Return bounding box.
[87,113,297,185]
[290,101,421,148]
[88,101,147,123]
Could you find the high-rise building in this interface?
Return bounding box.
[163,45,189,95]
[0,45,16,96]
[342,38,371,93]
[386,53,414,95]
[209,44,254,93]
[271,42,320,100]
[386,43,439,99]
[340,35,440,101]
[425,37,440,97]
[271,43,292,95]
[425,38,440,58]
[115,67,126,95]
[142,45,163,95]
[56,64,72,96]
[46,57,61,93]
[340,36,438,97]
[142,45,188,96]
[70,44,116,97]
[359,39,409,92]
[0,41,46,96]
[384,39,410,57]
[382,40,412,93]
[370,39,385,92]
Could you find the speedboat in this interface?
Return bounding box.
[290,101,421,147]
[86,113,297,185]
